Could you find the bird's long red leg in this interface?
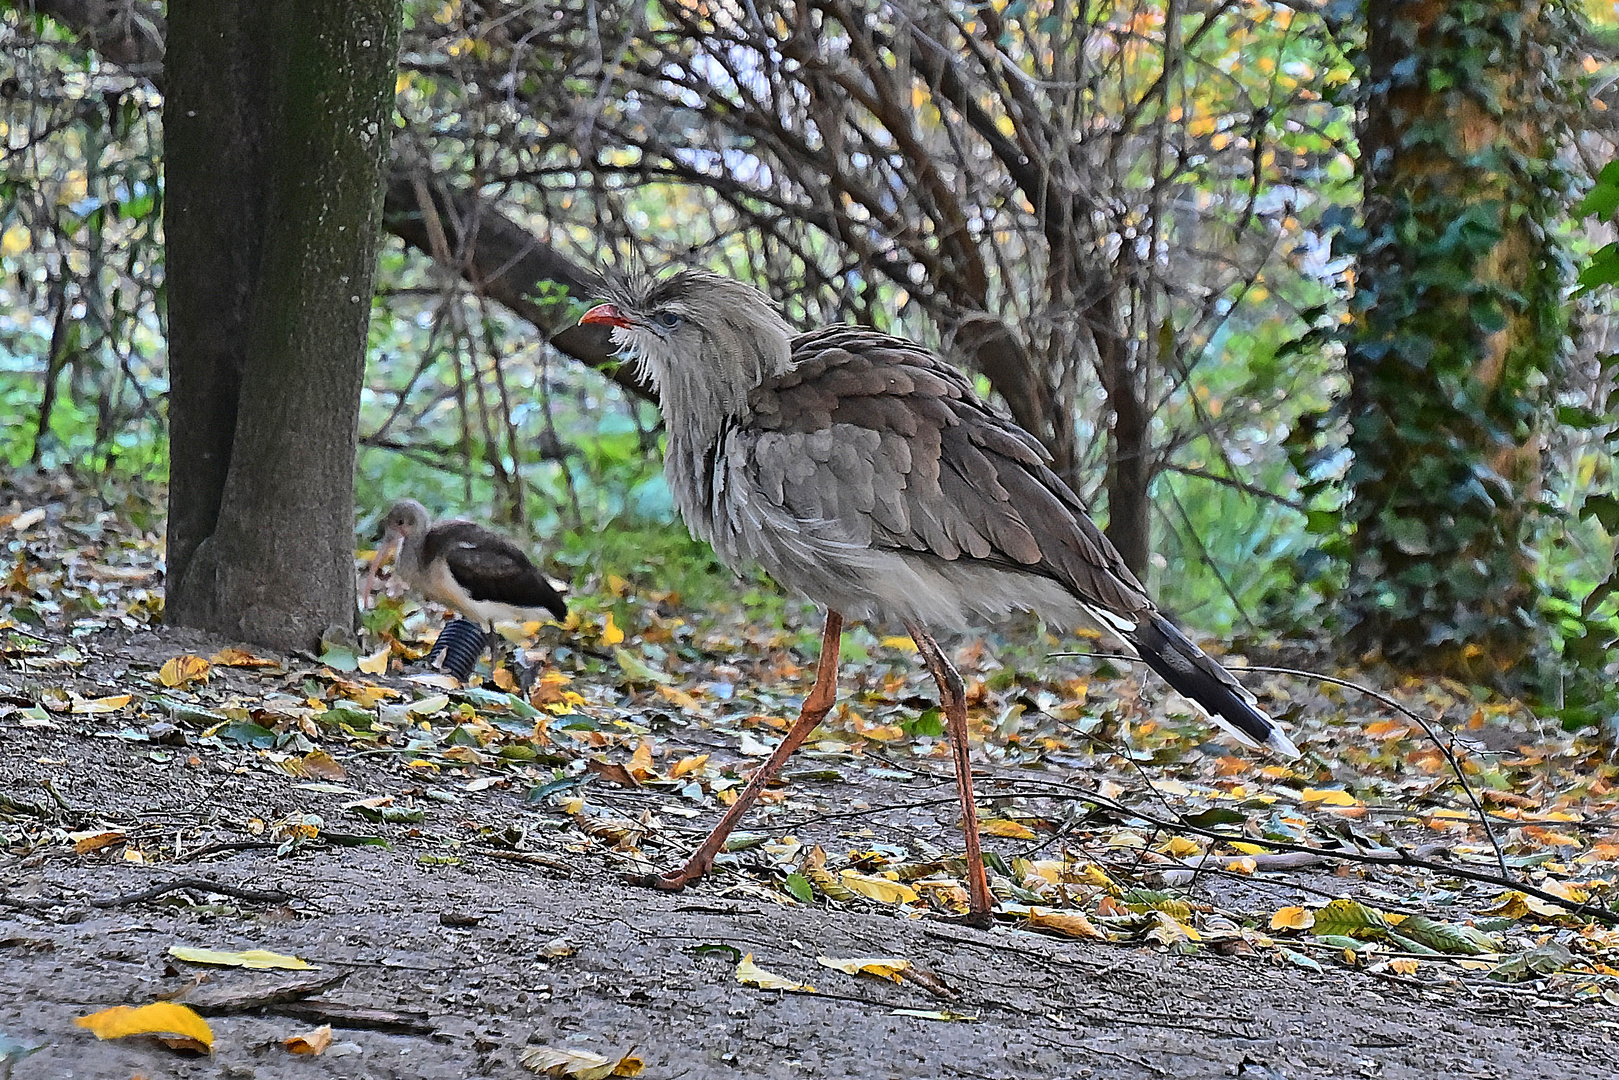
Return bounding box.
[905,621,995,924]
[633,610,844,892]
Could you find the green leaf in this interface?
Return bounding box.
[785,873,814,903]
[1182,807,1246,829]
[1312,898,1388,940]
[215,720,276,748]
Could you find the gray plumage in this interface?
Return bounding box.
[588,268,1296,758]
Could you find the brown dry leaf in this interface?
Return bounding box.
[283,1024,332,1055]
[71,830,126,855]
[519,1046,644,1078]
[159,655,212,689]
[76,1002,213,1052]
[1269,906,1316,931]
[1025,908,1105,940]
[586,759,640,788]
[980,819,1036,840]
[1389,958,1420,976]
[735,953,815,992]
[168,946,313,971]
[816,955,912,983]
[210,647,279,668]
[838,871,919,904]
[298,750,347,781]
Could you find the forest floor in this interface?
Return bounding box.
[3,474,1619,1079]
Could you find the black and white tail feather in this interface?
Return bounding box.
[1125,612,1299,758]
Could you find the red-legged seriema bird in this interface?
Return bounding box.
[579,269,1298,922]
[362,499,568,675]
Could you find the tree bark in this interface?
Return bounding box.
[164,0,401,651]
[1343,0,1571,678]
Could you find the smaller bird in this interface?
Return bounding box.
[362,499,567,672]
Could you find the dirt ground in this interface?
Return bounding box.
[2,625,1616,1080]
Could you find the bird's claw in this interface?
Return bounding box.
[940,909,998,930]
[625,868,703,892]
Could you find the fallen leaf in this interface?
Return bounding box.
[599,613,624,646]
[356,646,390,675]
[980,819,1036,840]
[816,955,913,983]
[72,694,132,714]
[627,740,655,781]
[209,647,278,668]
[735,953,815,992]
[880,635,917,652]
[1300,788,1358,807]
[1269,906,1315,931]
[159,655,212,689]
[656,684,701,711]
[297,750,347,781]
[76,1002,213,1051]
[1025,908,1105,940]
[1389,958,1421,976]
[838,870,919,904]
[168,946,313,971]
[519,1045,644,1078]
[71,830,126,855]
[891,1008,976,1022]
[669,753,709,778]
[283,1024,332,1055]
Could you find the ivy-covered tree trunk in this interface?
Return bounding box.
[164,0,401,651]
[1341,0,1573,679]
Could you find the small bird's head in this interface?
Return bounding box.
[378,498,431,543]
[580,268,795,429]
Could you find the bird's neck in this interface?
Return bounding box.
[397,530,428,586]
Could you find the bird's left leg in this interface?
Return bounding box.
[632,610,845,892]
[905,620,995,925]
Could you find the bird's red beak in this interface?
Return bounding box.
[580,303,631,329]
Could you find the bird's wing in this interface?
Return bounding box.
[424,522,568,618]
[743,326,1151,620]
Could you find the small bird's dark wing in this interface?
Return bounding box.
[424,522,568,619]
[745,326,1151,622]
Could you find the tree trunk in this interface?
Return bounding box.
[1342,0,1572,679]
[164,0,401,651]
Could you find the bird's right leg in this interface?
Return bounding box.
[631,610,844,892]
[905,621,995,925]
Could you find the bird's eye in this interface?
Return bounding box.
[653,311,683,329]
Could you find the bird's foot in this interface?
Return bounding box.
[939,909,998,930]
[625,868,703,893]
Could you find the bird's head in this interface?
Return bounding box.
[361,499,431,608]
[580,268,796,431]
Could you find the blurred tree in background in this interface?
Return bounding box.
[3,0,1619,719]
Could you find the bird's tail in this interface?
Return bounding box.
[1125,612,1299,758]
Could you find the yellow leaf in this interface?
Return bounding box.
[735,953,815,992]
[297,750,347,781]
[283,1024,332,1055]
[76,1002,214,1050]
[600,612,624,646]
[1025,908,1105,940]
[1,223,30,256]
[71,830,126,854]
[1159,836,1202,858]
[519,1045,644,1078]
[627,740,655,781]
[167,946,313,971]
[980,819,1036,840]
[879,635,917,652]
[816,955,913,983]
[1543,879,1589,904]
[159,655,212,689]
[656,684,701,711]
[72,694,131,714]
[357,646,390,675]
[209,647,278,668]
[1147,910,1198,946]
[1226,857,1257,875]
[1269,906,1315,931]
[1389,958,1420,976]
[669,753,710,778]
[1300,788,1358,807]
[838,870,919,904]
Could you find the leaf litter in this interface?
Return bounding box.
[6,471,1619,1073]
